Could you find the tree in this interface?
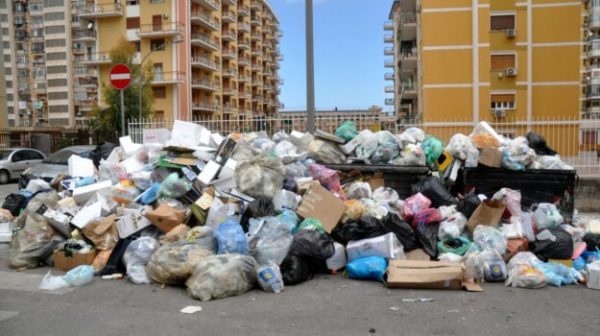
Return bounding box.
[89,38,153,142]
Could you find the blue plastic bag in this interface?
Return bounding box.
[278,210,298,233]
[139,182,161,205]
[534,262,580,287]
[346,256,388,282]
[215,220,248,255]
[63,265,95,287]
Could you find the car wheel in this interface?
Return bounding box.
[0,170,9,184]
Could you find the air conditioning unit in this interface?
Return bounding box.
[505,68,518,77]
[506,29,516,38]
[494,110,506,118]
[163,14,169,19]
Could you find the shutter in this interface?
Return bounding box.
[491,55,515,70]
[491,94,515,103]
[491,15,515,30]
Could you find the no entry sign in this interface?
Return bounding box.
[109,64,131,90]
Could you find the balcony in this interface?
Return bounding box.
[251,16,262,27]
[400,83,418,99]
[81,52,111,65]
[384,47,394,56]
[191,12,221,31]
[251,0,262,10]
[384,21,394,31]
[152,72,184,85]
[400,12,417,41]
[239,57,251,66]
[239,75,250,83]
[251,63,262,72]
[251,49,262,57]
[137,22,184,38]
[223,0,237,5]
[385,98,395,105]
[79,3,123,19]
[31,48,45,55]
[222,30,236,42]
[74,66,97,78]
[191,79,220,91]
[222,48,237,59]
[191,33,220,51]
[385,86,395,93]
[223,68,238,78]
[253,94,264,101]
[73,31,97,42]
[223,106,238,114]
[384,59,395,68]
[192,101,219,112]
[239,23,251,33]
[192,0,220,12]
[251,31,262,41]
[191,56,221,71]
[239,40,251,50]
[400,49,418,70]
[385,73,395,81]
[222,86,236,95]
[587,106,600,114]
[72,47,85,55]
[239,6,250,17]
[384,34,394,43]
[222,11,236,24]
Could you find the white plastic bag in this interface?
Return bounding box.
[346,182,372,200]
[438,212,467,240]
[123,237,160,284]
[533,203,564,230]
[247,217,293,266]
[346,232,405,261]
[39,271,70,291]
[272,189,300,212]
[473,226,507,254]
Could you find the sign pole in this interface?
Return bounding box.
[306,0,315,134]
[120,90,125,136]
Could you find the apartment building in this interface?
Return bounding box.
[0,0,90,128]
[84,0,282,121]
[385,0,582,124]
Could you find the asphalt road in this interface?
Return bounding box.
[1,185,600,336]
[0,183,17,202]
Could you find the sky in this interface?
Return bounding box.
[269,0,395,111]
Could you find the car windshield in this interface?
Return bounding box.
[42,149,78,165]
[0,150,11,160]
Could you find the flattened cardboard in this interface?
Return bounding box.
[405,248,431,261]
[296,183,347,233]
[116,206,152,238]
[386,260,463,290]
[53,249,97,272]
[478,148,503,168]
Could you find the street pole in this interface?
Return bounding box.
[306,0,316,134]
[120,90,125,136]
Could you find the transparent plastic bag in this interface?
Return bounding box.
[371,131,400,164]
[277,210,299,233]
[215,220,248,255]
[533,203,564,230]
[247,217,293,265]
[346,182,372,200]
[111,182,140,205]
[536,155,573,170]
[308,164,341,192]
[404,127,425,143]
[147,241,214,285]
[98,161,128,184]
[505,265,547,289]
[341,129,374,155]
[272,189,299,212]
[129,171,153,190]
[185,226,217,253]
[372,187,400,209]
[401,193,431,222]
[307,139,346,164]
[256,262,284,294]
[39,271,69,291]
[63,265,95,287]
[251,137,276,152]
[158,173,193,199]
[122,237,160,284]
[463,245,484,282]
[438,212,467,240]
[273,140,306,164]
[186,254,258,302]
[492,188,522,217]
[346,232,405,261]
[272,130,289,143]
[473,226,507,254]
[355,132,379,160]
[341,200,366,223]
[482,249,507,282]
[235,155,285,199]
[389,144,427,166]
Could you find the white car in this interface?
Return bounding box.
[0,148,46,184]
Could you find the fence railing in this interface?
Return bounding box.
[128,116,600,177]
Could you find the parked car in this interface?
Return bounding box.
[0,148,46,184]
[18,145,96,189]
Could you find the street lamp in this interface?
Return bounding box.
[138,39,182,122]
[306,0,315,134]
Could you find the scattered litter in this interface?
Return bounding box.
[180,306,203,314]
[401,298,434,303]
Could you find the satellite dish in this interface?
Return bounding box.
[87,22,94,30]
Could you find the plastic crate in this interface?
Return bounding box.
[458,167,577,222]
[324,164,431,198]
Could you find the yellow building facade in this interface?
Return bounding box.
[387,0,582,121]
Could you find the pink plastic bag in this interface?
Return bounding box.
[308,164,341,192]
[402,192,431,222]
[411,208,443,228]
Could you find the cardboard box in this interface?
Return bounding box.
[71,201,102,229]
[346,232,404,261]
[214,136,238,165]
[386,260,463,290]
[53,249,97,272]
[72,180,113,205]
[43,208,73,238]
[405,249,431,261]
[478,148,503,168]
[116,206,153,238]
[197,160,221,185]
[143,128,170,144]
[145,204,187,233]
[296,184,347,233]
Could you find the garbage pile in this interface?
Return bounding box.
[2,119,597,303]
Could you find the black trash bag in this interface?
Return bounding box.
[289,229,335,260]
[330,216,384,245]
[240,197,275,232]
[382,213,420,252]
[91,142,117,168]
[583,233,600,251]
[457,192,481,218]
[416,222,439,258]
[280,253,313,285]
[529,228,573,262]
[526,132,557,156]
[97,234,141,276]
[411,176,457,208]
[282,177,298,193]
[2,193,27,217]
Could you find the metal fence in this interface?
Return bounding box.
[0,128,93,155]
[127,115,600,178]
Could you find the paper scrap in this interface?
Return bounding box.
[180,306,203,314]
[402,298,434,303]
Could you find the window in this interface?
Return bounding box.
[126,17,140,29]
[48,92,68,99]
[47,52,67,61]
[152,87,166,98]
[46,39,66,48]
[47,66,67,74]
[490,94,515,110]
[153,63,163,79]
[44,12,65,21]
[45,26,65,35]
[154,111,165,120]
[150,39,165,51]
[491,54,515,70]
[132,41,141,52]
[48,79,68,87]
[11,151,28,162]
[25,150,44,160]
[150,0,165,4]
[126,0,140,5]
[491,15,515,31]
